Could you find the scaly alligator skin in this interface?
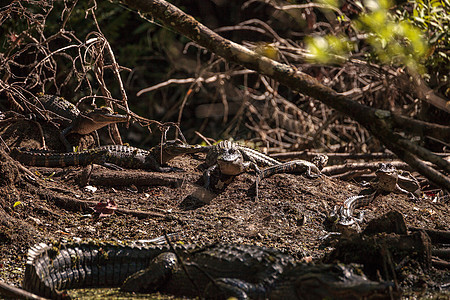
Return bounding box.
[36,94,127,150]
[10,140,202,172]
[37,94,127,134]
[23,241,393,300]
[37,94,79,122]
[330,163,421,231]
[254,154,327,201]
[9,148,108,167]
[375,163,419,199]
[203,141,281,169]
[270,263,395,300]
[201,141,281,188]
[329,188,378,231]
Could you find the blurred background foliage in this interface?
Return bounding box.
[0,0,448,151]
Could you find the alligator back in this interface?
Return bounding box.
[22,241,185,299]
[164,243,296,297]
[10,145,168,170]
[37,94,80,122]
[23,242,296,299]
[10,148,108,167]
[205,141,281,168]
[98,145,156,169]
[121,243,297,298]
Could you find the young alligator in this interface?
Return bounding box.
[35,94,127,151]
[375,163,420,199]
[23,240,393,299]
[330,163,421,231]
[200,140,282,188]
[10,140,202,172]
[254,154,328,200]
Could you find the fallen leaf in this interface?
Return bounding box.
[92,199,117,217]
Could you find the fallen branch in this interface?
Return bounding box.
[84,169,196,187]
[409,227,450,244]
[36,190,169,219]
[121,0,450,190]
[322,161,417,176]
[271,151,449,162]
[391,113,450,142]
[0,281,46,300]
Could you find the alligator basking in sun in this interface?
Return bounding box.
[23,240,394,299]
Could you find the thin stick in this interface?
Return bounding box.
[163,232,202,297]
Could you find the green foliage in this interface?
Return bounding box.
[306,35,353,63]
[306,0,430,73]
[320,0,340,6]
[357,0,428,72]
[401,0,449,72]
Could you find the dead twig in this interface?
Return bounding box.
[136,70,255,96]
[431,257,450,269]
[81,168,194,187]
[122,0,450,190]
[35,190,172,219]
[164,232,202,297]
[322,161,421,176]
[0,281,46,300]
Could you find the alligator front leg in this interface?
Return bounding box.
[203,164,218,188]
[60,126,74,152]
[121,252,178,293]
[394,183,419,201]
[121,252,262,299]
[243,161,260,174]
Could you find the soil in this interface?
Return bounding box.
[0,120,449,299]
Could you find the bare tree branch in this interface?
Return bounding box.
[391,113,450,142]
[121,0,450,190]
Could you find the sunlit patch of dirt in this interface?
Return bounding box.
[0,121,448,298]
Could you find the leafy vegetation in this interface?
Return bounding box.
[1,0,448,149]
[307,0,429,70]
[306,0,448,98]
[404,0,449,94]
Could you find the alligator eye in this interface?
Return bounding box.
[97,106,113,113]
[228,149,235,154]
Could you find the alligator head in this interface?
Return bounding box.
[375,163,399,192]
[217,146,247,176]
[286,263,397,299]
[70,106,127,135]
[151,139,204,165]
[311,154,329,170]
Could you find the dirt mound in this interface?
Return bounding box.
[0,121,448,297]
